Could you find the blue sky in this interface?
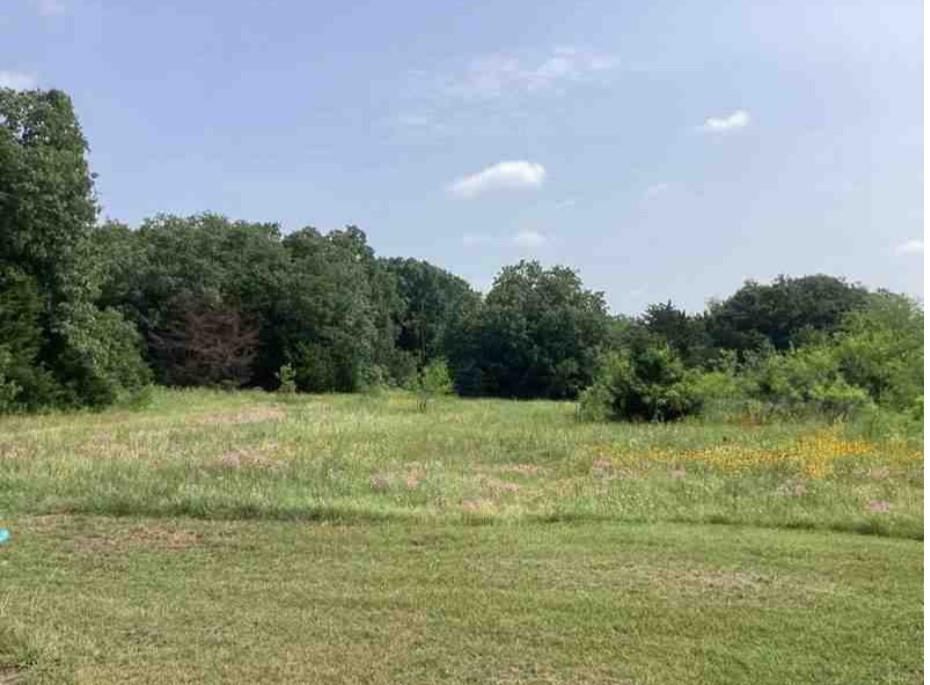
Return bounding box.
[3,0,923,313]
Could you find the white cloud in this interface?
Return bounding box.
[893,239,923,256]
[701,109,750,132]
[448,160,546,198]
[512,229,547,249]
[555,199,577,209]
[389,47,621,139]
[643,182,670,198]
[444,47,619,100]
[0,71,37,90]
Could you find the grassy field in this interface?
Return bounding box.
[0,389,923,683]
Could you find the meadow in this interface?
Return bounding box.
[0,389,923,683]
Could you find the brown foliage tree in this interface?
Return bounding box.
[150,294,259,388]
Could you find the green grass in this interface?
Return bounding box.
[0,388,921,536]
[0,516,922,684]
[0,389,922,682]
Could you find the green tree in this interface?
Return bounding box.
[0,267,56,409]
[640,301,711,367]
[706,274,870,354]
[276,226,389,392]
[451,261,609,398]
[0,88,149,409]
[383,257,481,366]
[93,214,290,387]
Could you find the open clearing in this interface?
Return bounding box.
[0,389,922,683]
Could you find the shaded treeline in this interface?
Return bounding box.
[0,88,922,419]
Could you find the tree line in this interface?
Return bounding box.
[0,88,922,420]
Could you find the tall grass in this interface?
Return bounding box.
[0,388,922,537]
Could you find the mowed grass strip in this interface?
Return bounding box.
[0,389,921,537]
[0,515,922,685]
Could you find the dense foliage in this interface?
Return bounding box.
[578,344,702,421]
[0,89,149,410]
[705,275,870,353]
[449,261,610,399]
[0,87,923,422]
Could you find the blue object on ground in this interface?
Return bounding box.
[0,529,10,544]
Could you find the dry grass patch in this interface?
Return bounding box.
[588,457,642,481]
[0,445,29,460]
[775,479,808,497]
[460,498,496,515]
[480,477,521,496]
[213,448,280,471]
[370,472,392,492]
[404,468,425,490]
[0,667,25,685]
[189,406,286,426]
[72,524,204,554]
[497,463,544,477]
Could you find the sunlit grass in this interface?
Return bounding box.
[0,516,922,684]
[0,388,921,538]
[0,389,922,683]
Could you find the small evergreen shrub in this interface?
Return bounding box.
[579,345,702,422]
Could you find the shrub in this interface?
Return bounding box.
[413,359,454,411]
[689,369,746,421]
[832,292,923,410]
[276,363,297,394]
[359,364,389,395]
[579,345,702,422]
[743,345,871,419]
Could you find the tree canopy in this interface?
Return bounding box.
[450,261,610,399]
[705,275,870,353]
[0,88,149,410]
[0,87,921,421]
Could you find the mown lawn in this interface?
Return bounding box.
[0,389,922,683]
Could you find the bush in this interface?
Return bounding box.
[276,363,297,394]
[743,345,871,419]
[359,364,389,395]
[847,402,923,442]
[412,359,454,411]
[579,345,702,422]
[832,292,923,410]
[688,369,746,421]
[291,341,359,393]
